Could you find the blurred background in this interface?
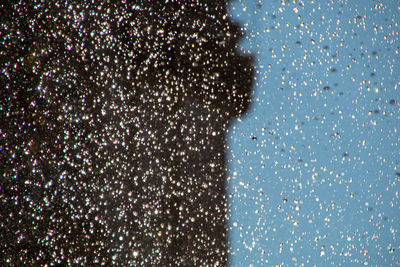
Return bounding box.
[227,0,399,266]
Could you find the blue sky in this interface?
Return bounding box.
[227,0,400,266]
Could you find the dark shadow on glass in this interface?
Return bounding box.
[0,1,253,265]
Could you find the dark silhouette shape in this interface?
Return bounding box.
[1,1,253,265]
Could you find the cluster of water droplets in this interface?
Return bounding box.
[228,0,399,266]
[1,1,253,265]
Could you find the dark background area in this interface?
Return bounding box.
[0,1,253,265]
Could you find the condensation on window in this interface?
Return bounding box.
[1,1,253,266]
[228,0,399,266]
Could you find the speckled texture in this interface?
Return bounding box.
[0,1,253,265]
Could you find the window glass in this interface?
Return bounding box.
[228,0,399,266]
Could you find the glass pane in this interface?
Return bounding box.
[1,1,252,265]
[228,0,399,266]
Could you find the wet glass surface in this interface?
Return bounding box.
[1,0,399,266]
[228,0,399,266]
[1,1,253,265]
